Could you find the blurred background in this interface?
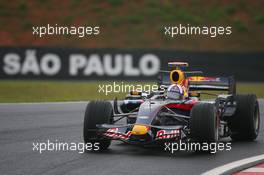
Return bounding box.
[0,0,264,50]
[0,0,263,102]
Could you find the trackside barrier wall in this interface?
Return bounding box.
[0,47,263,81]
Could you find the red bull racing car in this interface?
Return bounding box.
[83,62,260,151]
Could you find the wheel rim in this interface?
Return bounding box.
[253,102,260,134]
[215,113,219,141]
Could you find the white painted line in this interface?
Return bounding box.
[242,167,264,173]
[202,154,264,175]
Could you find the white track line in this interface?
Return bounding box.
[202,154,264,175]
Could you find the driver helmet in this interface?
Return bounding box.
[167,84,186,100]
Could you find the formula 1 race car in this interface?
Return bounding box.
[83,62,260,151]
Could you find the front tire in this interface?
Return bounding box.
[190,103,218,143]
[228,94,260,141]
[83,101,113,151]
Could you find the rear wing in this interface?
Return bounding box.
[188,76,236,94]
[157,72,236,94]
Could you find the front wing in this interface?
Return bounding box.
[96,124,185,144]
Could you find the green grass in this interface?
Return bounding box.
[253,15,264,24]
[0,80,124,103]
[17,1,28,16]
[233,19,248,32]
[106,0,123,6]
[0,4,11,17]
[0,81,263,103]
[237,83,264,97]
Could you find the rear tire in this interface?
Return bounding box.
[190,103,218,143]
[83,101,113,151]
[228,94,260,141]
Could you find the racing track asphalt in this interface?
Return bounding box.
[0,100,263,175]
